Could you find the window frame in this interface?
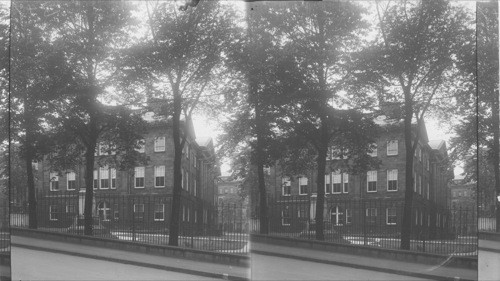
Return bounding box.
[387,169,398,191]
[50,172,59,191]
[366,171,377,192]
[386,140,398,156]
[154,165,165,188]
[282,177,291,196]
[134,167,145,188]
[299,176,308,195]
[49,205,59,221]
[99,167,110,189]
[386,207,397,225]
[67,172,76,191]
[134,204,145,220]
[154,136,166,152]
[154,204,165,221]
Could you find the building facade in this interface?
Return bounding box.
[264,118,455,239]
[217,177,249,232]
[34,116,220,233]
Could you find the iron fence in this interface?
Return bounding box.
[11,190,248,254]
[251,196,477,256]
[478,190,497,232]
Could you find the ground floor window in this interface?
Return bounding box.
[66,205,76,214]
[49,205,60,221]
[97,201,111,221]
[113,203,120,220]
[366,208,377,224]
[386,208,397,225]
[134,204,144,220]
[331,206,345,225]
[154,204,165,221]
[281,208,291,226]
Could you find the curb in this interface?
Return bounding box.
[250,249,475,281]
[13,243,249,281]
[478,246,500,255]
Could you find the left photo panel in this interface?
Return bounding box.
[0,0,10,280]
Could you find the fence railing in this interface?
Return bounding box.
[11,191,248,254]
[251,196,477,256]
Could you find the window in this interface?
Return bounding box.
[66,205,76,214]
[135,167,145,188]
[93,170,98,190]
[136,139,145,153]
[413,172,417,192]
[49,205,60,221]
[113,204,120,221]
[282,177,291,196]
[324,174,331,194]
[67,172,76,190]
[367,171,377,192]
[346,209,352,224]
[426,182,430,200]
[366,208,377,224]
[387,140,398,156]
[100,167,109,189]
[418,175,422,194]
[111,168,116,189]
[343,173,349,193]
[187,208,190,222]
[281,208,291,226]
[154,136,165,152]
[332,173,342,194]
[97,201,110,221]
[154,204,165,221]
[99,143,115,155]
[194,179,197,196]
[299,177,308,195]
[185,145,190,158]
[50,172,59,191]
[331,206,345,225]
[387,169,398,191]
[368,143,377,157]
[194,155,197,168]
[417,146,422,161]
[195,210,198,223]
[154,166,165,187]
[386,208,397,225]
[134,204,144,220]
[182,206,186,221]
[185,171,189,191]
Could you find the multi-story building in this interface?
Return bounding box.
[34,115,219,232]
[449,178,476,234]
[218,177,248,232]
[264,117,454,238]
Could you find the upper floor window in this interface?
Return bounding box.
[368,143,377,157]
[416,146,422,161]
[282,177,291,196]
[387,169,398,191]
[154,165,165,187]
[111,168,117,189]
[343,173,349,193]
[93,170,98,189]
[387,140,398,156]
[50,172,59,191]
[324,174,331,194]
[136,139,145,153]
[135,167,145,188]
[154,136,165,152]
[299,177,308,195]
[367,171,377,192]
[100,167,109,189]
[67,172,76,191]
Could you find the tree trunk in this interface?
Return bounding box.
[24,134,37,229]
[315,116,329,241]
[493,87,500,232]
[401,90,414,250]
[255,102,269,234]
[84,140,96,236]
[169,88,183,246]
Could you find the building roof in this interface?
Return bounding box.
[196,136,213,148]
[428,140,445,150]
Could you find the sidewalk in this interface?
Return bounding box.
[251,241,477,281]
[12,236,249,281]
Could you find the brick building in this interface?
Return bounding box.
[218,177,249,232]
[34,115,220,232]
[264,117,454,238]
[449,178,476,234]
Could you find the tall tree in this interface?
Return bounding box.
[262,1,369,240]
[122,1,239,245]
[27,1,142,235]
[10,2,72,228]
[0,3,8,146]
[354,0,473,249]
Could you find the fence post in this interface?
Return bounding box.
[132,197,136,242]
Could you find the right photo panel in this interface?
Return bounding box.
[477,1,500,281]
[244,0,481,280]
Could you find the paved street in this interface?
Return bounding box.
[12,247,224,280]
[12,246,222,280]
[251,252,429,280]
[479,239,500,281]
[11,235,249,280]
